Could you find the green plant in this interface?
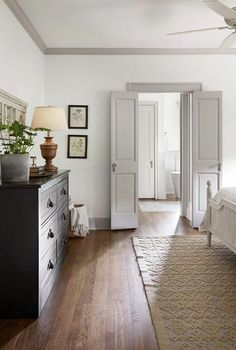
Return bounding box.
[0,120,48,154]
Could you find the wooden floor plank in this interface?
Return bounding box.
[0,211,197,350]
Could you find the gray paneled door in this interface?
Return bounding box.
[111,91,138,230]
[192,91,222,228]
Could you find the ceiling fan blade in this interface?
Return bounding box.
[203,0,236,19]
[220,31,236,48]
[166,26,229,36]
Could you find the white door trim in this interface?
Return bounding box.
[138,101,158,199]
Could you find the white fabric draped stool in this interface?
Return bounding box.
[69,199,89,237]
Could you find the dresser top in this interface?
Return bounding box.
[0,170,70,189]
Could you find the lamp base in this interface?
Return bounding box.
[45,163,58,173]
[40,136,58,173]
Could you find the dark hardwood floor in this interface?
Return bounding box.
[0,211,198,350]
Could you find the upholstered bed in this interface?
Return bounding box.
[202,181,236,254]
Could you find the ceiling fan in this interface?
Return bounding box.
[167,0,236,48]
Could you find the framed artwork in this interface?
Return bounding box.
[68,105,88,129]
[0,89,27,139]
[67,135,88,158]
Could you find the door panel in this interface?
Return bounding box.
[111,91,138,230]
[116,99,135,160]
[116,174,135,212]
[192,91,222,228]
[198,99,219,160]
[138,104,155,198]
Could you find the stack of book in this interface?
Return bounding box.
[30,166,45,177]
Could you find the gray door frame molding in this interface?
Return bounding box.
[127,82,202,93]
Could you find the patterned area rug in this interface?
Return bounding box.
[132,236,236,350]
[139,200,180,213]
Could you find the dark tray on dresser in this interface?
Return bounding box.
[0,170,70,318]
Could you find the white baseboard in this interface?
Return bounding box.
[89,217,111,230]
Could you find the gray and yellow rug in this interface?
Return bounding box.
[132,236,236,350]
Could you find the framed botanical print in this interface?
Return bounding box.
[67,135,88,158]
[68,105,88,129]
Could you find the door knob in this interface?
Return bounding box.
[150,160,153,168]
[210,162,222,171]
[112,163,117,172]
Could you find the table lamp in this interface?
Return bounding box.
[31,106,67,173]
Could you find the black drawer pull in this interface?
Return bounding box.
[47,229,54,239]
[63,238,68,245]
[47,259,54,270]
[61,188,67,196]
[47,199,54,208]
[61,213,67,221]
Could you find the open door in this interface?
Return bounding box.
[192,91,222,228]
[111,91,138,230]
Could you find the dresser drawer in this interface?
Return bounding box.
[40,242,57,289]
[57,178,68,207]
[40,213,57,254]
[40,270,57,313]
[57,235,69,259]
[40,185,57,223]
[58,203,69,234]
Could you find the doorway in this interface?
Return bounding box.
[111,84,222,230]
[138,93,181,216]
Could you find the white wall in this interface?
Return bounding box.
[45,54,236,222]
[0,1,44,122]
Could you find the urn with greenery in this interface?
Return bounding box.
[0,120,47,183]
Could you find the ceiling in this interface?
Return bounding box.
[5,0,236,52]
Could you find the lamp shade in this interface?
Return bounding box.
[31,106,67,131]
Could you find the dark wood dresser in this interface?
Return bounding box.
[0,170,70,318]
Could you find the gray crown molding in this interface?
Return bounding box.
[45,47,236,55]
[3,0,46,54]
[4,1,236,56]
